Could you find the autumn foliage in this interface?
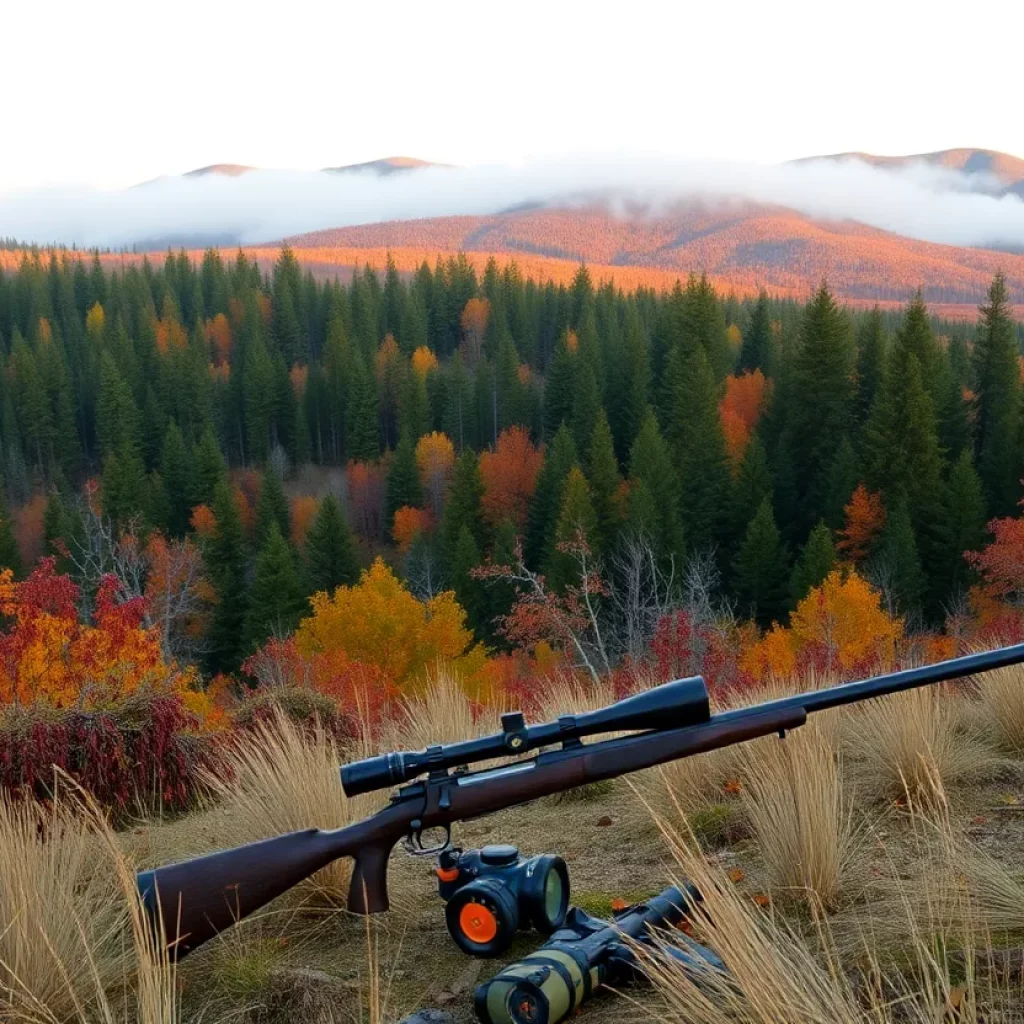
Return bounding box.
[719,370,769,466]
[392,505,432,551]
[295,558,487,694]
[837,484,886,562]
[0,559,204,711]
[741,569,903,681]
[480,427,544,528]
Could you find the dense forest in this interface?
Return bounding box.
[0,247,1020,687]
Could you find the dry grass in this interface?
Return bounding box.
[637,796,1020,1024]
[0,781,184,1024]
[380,667,500,753]
[0,788,128,1020]
[737,725,862,910]
[202,709,376,906]
[974,663,1024,755]
[845,685,995,804]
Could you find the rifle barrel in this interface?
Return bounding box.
[717,642,1024,724]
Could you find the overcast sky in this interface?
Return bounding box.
[4,0,1023,194]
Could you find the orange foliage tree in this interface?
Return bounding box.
[290,496,320,548]
[411,345,439,378]
[741,569,902,681]
[392,506,432,552]
[295,558,487,693]
[461,297,490,365]
[0,559,204,711]
[416,432,456,517]
[837,484,886,562]
[205,313,232,363]
[479,426,544,528]
[719,370,769,467]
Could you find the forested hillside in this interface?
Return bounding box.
[286,202,1024,306]
[0,247,1022,697]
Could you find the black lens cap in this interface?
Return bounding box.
[480,844,520,866]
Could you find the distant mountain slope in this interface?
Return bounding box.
[801,147,1024,196]
[322,156,443,175]
[286,200,1024,305]
[184,164,255,177]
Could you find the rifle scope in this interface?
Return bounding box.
[341,675,711,797]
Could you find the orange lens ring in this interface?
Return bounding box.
[458,901,499,944]
[437,866,460,883]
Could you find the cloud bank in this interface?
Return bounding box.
[3,153,1024,252]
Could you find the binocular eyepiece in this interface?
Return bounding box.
[341,676,711,797]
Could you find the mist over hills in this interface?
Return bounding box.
[6,148,1024,306]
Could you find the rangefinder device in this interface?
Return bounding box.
[436,845,570,957]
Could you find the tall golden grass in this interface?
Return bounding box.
[0,782,181,1024]
[202,709,377,906]
[638,793,1019,1024]
[846,685,994,803]
[974,663,1024,755]
[736,725,860,909]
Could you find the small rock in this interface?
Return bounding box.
[398,1011,457,1024]
[596,815,614,826]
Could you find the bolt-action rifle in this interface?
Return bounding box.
[137,643,1024,958]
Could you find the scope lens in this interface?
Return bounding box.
[544,868,564,923]
[506,985,543,1024]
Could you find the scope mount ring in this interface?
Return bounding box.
[403,820,452,857]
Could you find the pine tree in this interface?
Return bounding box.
[739,290,775,375]
[255,469,291,547]
[543,330,576,439]
[346,352,380,461]
[974,274,1021,515]
[731,434,773,545]
[96,352,140,460]
[205,479,249,675]
[680,273,731,380]
[439,449,485,570]
[785,283,855,531]
[609,304,650,461]
[854,307,886,424]
[193,425,226,507]
[627,410,685,566]
[587,412,622,554]
[385,434,424,527]
[942,449,987,595]
[571,363,602,466]
[665,345,731,552]
[863,335,947,604]
[161,421,194,537]
[873,500,926,618]
[789,520,836,605]
[733,498,789,626]
[305,493,359,593]
[244,523,306,654]
[547,466,599,592]
[526,425,578,568]
[101,443,148,531]
[0,493,22,577]
[449,524,485,635]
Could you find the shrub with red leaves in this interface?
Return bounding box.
[0,690,217,816]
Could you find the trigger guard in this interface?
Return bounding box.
[403,823,452,856]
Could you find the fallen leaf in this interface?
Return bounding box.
[611,898,629,912]
[946,985,965,1012]
[971,815,987,825]
[596,816,614,827]
[752,893,771,908]
[728,868,745,883]
[1001,794,1019,806]
[723,779,742,795]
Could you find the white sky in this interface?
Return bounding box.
[4,0,1024,193]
